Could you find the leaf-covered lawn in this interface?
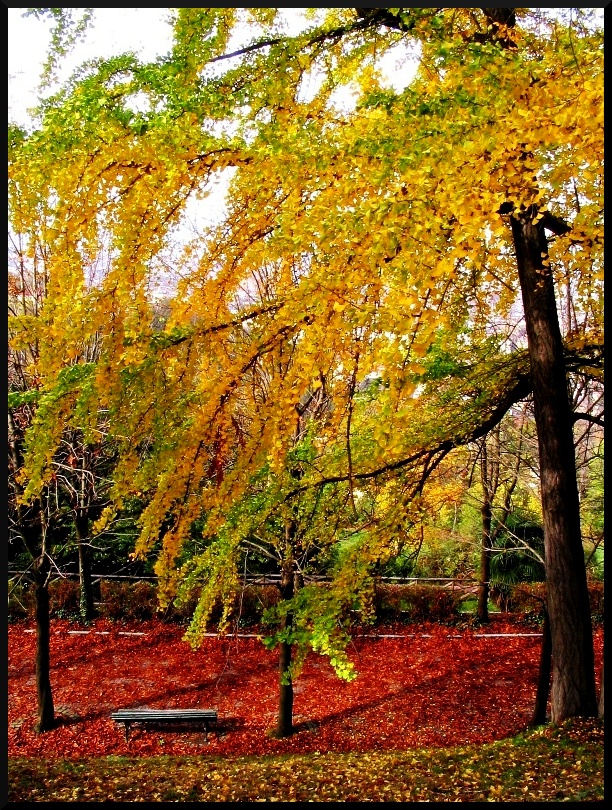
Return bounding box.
[9,719,604,802]
[8,617,603,759]
[8,617,603,801]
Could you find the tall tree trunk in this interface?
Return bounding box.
[276,559,295,738]
[510,207,597,722]
[477,495,492,623]
[531,607,552,726]
[34,556,55,733]
[597,662,604,721]
[75,511,95,623]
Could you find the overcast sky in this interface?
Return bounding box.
[8,7,605,128]
[8,7,417,129]
[8,8,175,127]
[6,6,416,267]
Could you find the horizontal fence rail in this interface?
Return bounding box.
[7,570,481,587]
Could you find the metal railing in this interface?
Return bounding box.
[8,568,481,588]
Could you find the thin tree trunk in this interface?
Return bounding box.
[477,496,492,623]
[511,208,597,722]
[75,511,95,623]
[276,558,295,738]
[9,413,57,732]
[277,637,294,738]
[531,607,552,726]
[34,558,55,733]
[597,662,604,721]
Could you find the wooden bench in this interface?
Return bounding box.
[111,708,218,742]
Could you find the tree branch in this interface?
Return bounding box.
[206,13,386,66]
[284,335,602,501]
[151,302,285,350]
[573,412,604,428]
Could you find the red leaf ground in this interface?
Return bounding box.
[8,617,603,760]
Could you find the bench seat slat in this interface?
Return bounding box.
[112,709,217,719]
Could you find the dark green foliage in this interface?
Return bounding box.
[490,514,546,586]
[378,550,417,578]
[486,514,546,612]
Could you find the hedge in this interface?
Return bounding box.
[7,579,281,625]
[499,581,604,619]
[373,583,462,623]
[8,577,603,625]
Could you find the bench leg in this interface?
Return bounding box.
[124,722,131,742]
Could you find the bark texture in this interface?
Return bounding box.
[511,208,597,721]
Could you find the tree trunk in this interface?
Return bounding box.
[75,511,95,623]
[531,607,552,726]
[597,662,604,721]
[276,560,295,738]
[510,208,597,722]
[34,558,55,733]
[277,638,294,738]
[477,496,492,623]
[8,410,57,734]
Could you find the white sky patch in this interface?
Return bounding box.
[184,169,237,230]
[328,82,361,115]
[377,40,421,93]
[122,90,156,116]
[296,64,327,105]
[9,8,419,127]
[8,8,174,127]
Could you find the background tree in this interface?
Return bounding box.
[470,406,536,622]
[8,198,133,728]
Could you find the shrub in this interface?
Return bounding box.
[492,581,604,622]
[500,583,546,615]
[587,581,604,620]
[9,577,81,621]
[99,580,157,620]
[232,584,280,626]
[129,581,158,620]
[150,582,282,627]
[8,578,602,626]
[49,579,81,618]
[8,582,32,620]
[165,589,200,623]
[374,583,462,624]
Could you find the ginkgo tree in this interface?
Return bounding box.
[8,7,603,729]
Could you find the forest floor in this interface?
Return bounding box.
[8,614,603,758]
[8,615,604,801]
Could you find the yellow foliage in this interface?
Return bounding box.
[8,8,603,618]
